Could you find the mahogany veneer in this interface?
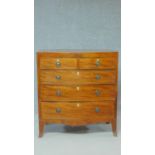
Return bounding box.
[37,51,118,137]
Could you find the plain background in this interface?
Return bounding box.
[34,0,121,112]
[34,1,121,155]
[1,0,155,155]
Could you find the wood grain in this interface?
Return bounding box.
[44,118,114,126]
[40,70,116,85]
[40,85,116,101]
[38,51,118,58]
[41,101,114,120]
[37,51,118,137]
[40,58,77,69]
[79,58,117,69]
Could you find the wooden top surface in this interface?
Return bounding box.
[37,50,118,58]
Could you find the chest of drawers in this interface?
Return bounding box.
[37,51,118,137]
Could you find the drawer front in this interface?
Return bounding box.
[40,58,77,69]
[41,101,115,120]
[40,70,116,85]
[79,58,117,69]
[40,85,116,101]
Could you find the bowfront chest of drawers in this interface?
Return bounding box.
[37,51,118,137]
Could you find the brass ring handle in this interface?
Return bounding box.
[96,75,101,80]
[56,90,61,96]
[56,108,61,113]
[95,107,100,113]
[95,90,101,96]
[55,61,61,67]
[96,59,101,66]
[55,75,61,80]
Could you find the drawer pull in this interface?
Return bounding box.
[95,107,100,113]
[55,75,61,80]
[56,108,61,113]
[56,90,61,96]
[95,90,101,96]
[55,61,61,67]
[96,59,101,67]
[96,75,101,80]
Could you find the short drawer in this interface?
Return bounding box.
[40,85,116,101]
[40,58,77,69]
[79,58,117,69]
[40,101,115,120]
[40,70,116,85]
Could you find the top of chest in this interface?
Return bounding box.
[37,51,118,70]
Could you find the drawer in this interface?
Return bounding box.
[40,70,116,85]
[41,101,115,120]
[40,85,116,101]
[79,58,117,69]
[40,58,77,69]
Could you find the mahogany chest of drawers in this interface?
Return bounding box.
[37,51,118,137]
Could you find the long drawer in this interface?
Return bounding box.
[41,101,115,120]
[40,85,116,101]
[40,70,116,85]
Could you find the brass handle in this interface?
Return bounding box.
[95,90,101,96]
[56,90,61,96]
[96,75,101,80]
[96,59,101,66]
[56,108,61,113]
[55,61,61,67]
[55,75,61,80]
[95,107,100,113]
